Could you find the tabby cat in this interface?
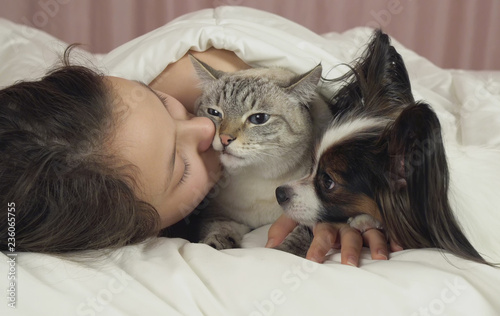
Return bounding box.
[188,55,330,249]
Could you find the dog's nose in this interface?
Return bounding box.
[276,185,291,206]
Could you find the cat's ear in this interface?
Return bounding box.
[189,54,225,83]
[285,64,322,104]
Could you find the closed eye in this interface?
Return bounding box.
[178,157,191,186]
[157,94,169,107]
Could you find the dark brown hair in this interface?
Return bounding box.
[0,54,160,254]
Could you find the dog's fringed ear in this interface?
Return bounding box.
[381,102,487,264]
[362,30,413,105]
[327,30,414,119]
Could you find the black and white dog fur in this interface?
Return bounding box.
[275,30,488,265]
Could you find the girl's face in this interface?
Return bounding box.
[107,77,221,228]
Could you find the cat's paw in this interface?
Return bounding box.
[202,232,240,250]
[273,225,313,258]
[274,241,308,258]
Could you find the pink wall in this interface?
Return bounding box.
[1,0,499,70]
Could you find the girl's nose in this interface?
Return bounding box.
[178,116,215,152]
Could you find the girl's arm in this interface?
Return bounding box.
[149,48,251,113]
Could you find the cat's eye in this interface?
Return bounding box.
[321,173,335,191]
[248,113,270,125]
[207,108,222,118]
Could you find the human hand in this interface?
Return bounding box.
[266,214,403,266]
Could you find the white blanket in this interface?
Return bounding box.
[1,6,499,316]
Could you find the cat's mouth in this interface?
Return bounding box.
[222,149,243,159]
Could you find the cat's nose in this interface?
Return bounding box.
[220,134,236,147]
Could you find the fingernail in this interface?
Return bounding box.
[265,239,275,248]
[394,245,404,252]
[377,250,388,260]
[309,256,321,263]
[347,256,358,267]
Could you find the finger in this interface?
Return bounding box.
[266,214,298,248]
[390,239,404,252]
[305,223,338,263]
[362,229,388,260]
[338,225,363,267]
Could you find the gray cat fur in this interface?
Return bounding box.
[188,55,331,250]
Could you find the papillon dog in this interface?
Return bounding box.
[275,30,488,265]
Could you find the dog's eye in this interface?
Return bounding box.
[321,173,335,190]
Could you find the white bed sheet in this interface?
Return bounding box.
[1,6,499,316]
